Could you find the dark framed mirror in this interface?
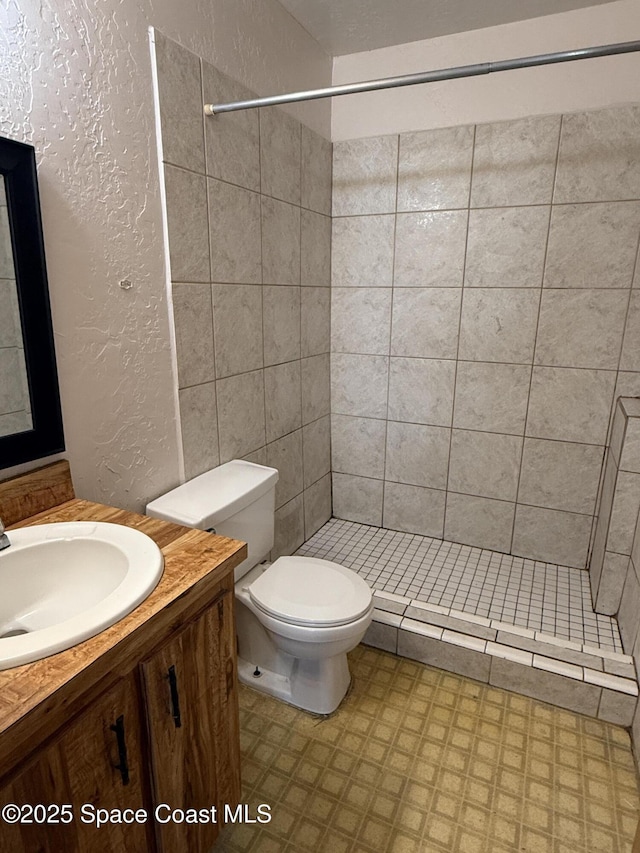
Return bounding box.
[0,136,64,468]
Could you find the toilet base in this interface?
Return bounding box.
[237,652,351,715]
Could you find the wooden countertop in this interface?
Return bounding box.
[0,499,247,779]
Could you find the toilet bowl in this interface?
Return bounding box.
[234,556,373,714]
[146,460,373,714]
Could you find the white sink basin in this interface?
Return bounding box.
[0,521,164,670]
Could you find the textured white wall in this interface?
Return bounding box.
[332,0,640,140]
[0,0,330,509]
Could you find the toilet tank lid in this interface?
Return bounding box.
[145,460,279,529]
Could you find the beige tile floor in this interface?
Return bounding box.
[216,645,640,853]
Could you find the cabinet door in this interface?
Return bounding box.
[141,578,241,853]
[0,673,152,853]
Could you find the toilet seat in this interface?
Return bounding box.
[248,556,372,628]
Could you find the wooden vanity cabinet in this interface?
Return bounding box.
[141,578,240,853]
[0,572,241,853]
[0,673,152,853]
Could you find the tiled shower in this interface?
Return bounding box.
[330,111,640,571]
[154,28,640,726]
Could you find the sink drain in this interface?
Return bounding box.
[0,628,29,639]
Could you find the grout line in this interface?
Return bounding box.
[298,517,624,653]
[444,124,476,540]
[379,135,401,528]
[511,117,563,554]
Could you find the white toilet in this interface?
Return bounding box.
[146,460,373,714]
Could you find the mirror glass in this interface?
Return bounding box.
[0,174,32,437]
[0,136,64,468]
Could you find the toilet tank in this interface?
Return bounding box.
[145,460,279,581]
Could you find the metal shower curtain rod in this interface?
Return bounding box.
[204,39,640,115]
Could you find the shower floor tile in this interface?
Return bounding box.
[297,518,623,653]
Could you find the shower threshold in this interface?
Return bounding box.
[296,518,638,727]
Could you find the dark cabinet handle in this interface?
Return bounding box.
[167,665,182,728]
[110,715,130,786]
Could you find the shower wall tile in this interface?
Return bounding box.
[273,494,305,561]
[393,211,468,287]
[172,283,215,388]
[303,473,331,539]
[216,369,266,463]
[464,206,549,288]
[448,430,522,502]
[383,482,446,538]
[329,105,640,566]
[331,288,392,355]
[164,166,210,283]
[526,367,615,445]
[332,215,395,287]
[243,447,268,466]
[512,505,592,569]
[331,414,386,480]
[264,360,302,443]
[620,415,640,473]
[262,285,301,367]
[302,415,330,488]
[387,357,455,427]
[615,373,640,410]
[259,106,301,205]
[608,472,640,556]
[610,399,628,465]
[202,62,260,191]
[534,290,628,369]
[301,354,330,424]
[444,493,515,553]
[620,293,640,372]
[159,41,327,555]
[212,284,263,378]
[178,382,220,480]
[458,289,539,364]
[617,566,640,653]
[385,421,450,490]
[453,362,531,435]
[382,482,446,539]
[208,178,261,283]
[301,125,332,216]
[267,428,303,509]
[155,33,204,174]
[591,450,617,588]
[597,552,631,618]
[301,287,330,357]
[554,105,640,203]
[332,135,398,216]
[397,125,474,212]
[331,353,389,419]
[517,439,603,515]
[470,115,561,207]
[390,288,461,359]
[301,210,331,286]
[332,473,383,526]
[261,197,301,285]
[633,527,640,594]
[543,202,640,289]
